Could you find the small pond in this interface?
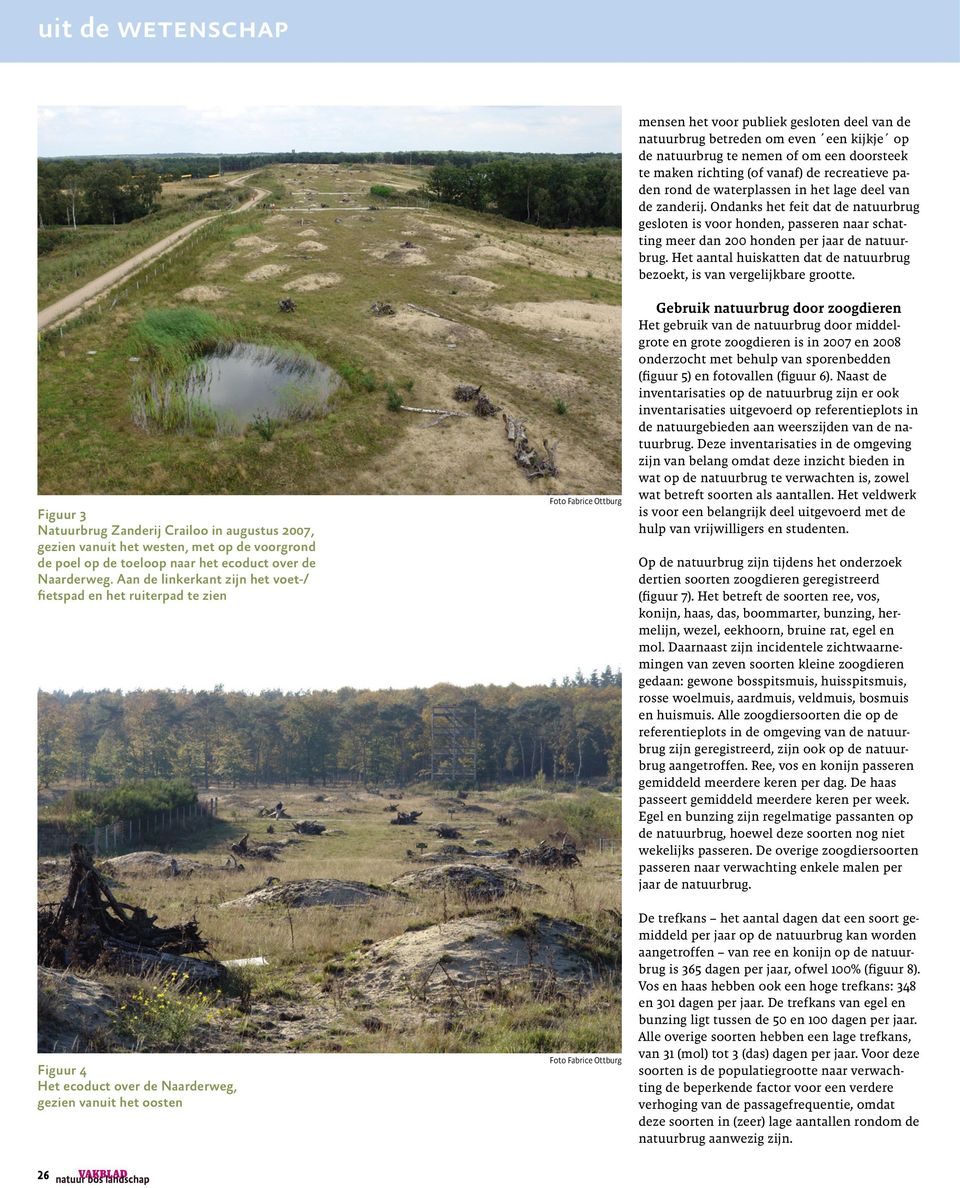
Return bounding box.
[180,342,341,426]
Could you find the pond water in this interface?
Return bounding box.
[181,342,341,425]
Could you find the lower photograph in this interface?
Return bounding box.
[37,679,621,1054]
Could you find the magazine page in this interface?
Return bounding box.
[7,4,959,1186]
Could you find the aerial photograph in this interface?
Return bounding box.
[37,106,622,495]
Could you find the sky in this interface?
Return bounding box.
[38,105,621,157]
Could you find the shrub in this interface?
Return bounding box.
[339,363,378,392]
[111,971,221,1052]
[250,411,277,441]
[75,779,197,826]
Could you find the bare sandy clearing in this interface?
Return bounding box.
[354,914,607,1004]
[176,284,230,302]
[350,418,535,495]
[221,878,390,909]
[243,263,291,282]
[443,274,499,292]
[457,243,523,267]
[293,240,328,254]
[264,213,288,224]
[101,850,219,876]
[368,245,429,266]
[281,272,343,292]
[38,968,119,1052]
[296,228,322,238]
[484,300,621,347]
[384,310,486,343]
[457,239,615,280]
[232,235,279,254]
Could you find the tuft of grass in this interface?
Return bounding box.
[250,411,278,441]
[131,307,230,376]
[554,399,568,415]
[109,970,221,1052]
[339,362,378,393]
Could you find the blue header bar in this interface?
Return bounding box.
[10,2,960,61]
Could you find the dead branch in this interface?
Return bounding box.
[473,391,501,417]
[502,415,560,479]
[38,844,222,982]
[291,820,326,835]
[517,838,580,868]
[390,810,423,826]
[454,383,482,402]
[398,404,469,428]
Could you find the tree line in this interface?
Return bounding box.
[38,159,163,229]
[41,149,619,175]
[423,157,621,229]
[38,681,621,792]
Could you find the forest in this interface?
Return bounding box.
[37,674,622,793]
[38,159,163,229]
[423,158,621,228]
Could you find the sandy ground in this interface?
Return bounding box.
[243,263,290,282]
[353,914,601,1005]
[232,235,278,254]
[176,284,230,302]
[281,272,342,291]
[381,309,487,343]
[221,879,391,909]
[484,301,621,349]
[442,274,500,292]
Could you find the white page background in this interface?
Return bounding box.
[6,61,957,1187]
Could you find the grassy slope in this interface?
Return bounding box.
[38,176,254,307]
[39,211,207,307]
[38,163,621,495]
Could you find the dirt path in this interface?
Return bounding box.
[38,186,269,331]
